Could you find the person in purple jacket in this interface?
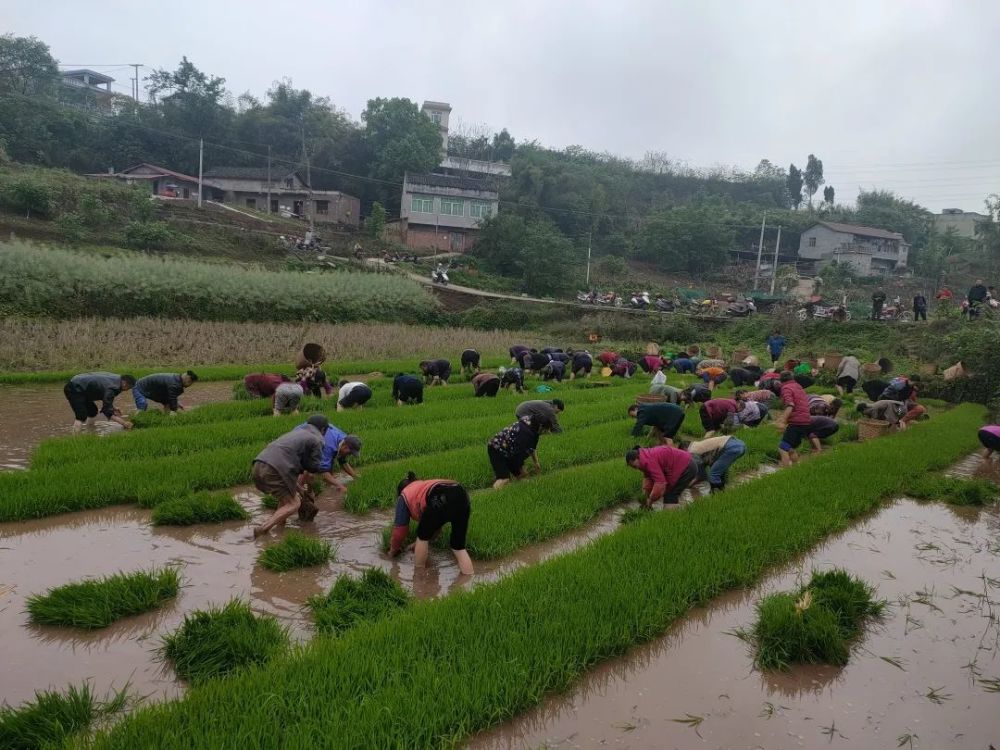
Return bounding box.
[979,425,1000,458]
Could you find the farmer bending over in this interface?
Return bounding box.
[420,359,452,385]
[700,397,738,437]
[499,367,525,393]
[697,364,728,391]
[252,415,328,537]
[978,424,1000,458]
[243,372,289,399]
[597,350,619,367]
[672,356,696,374]
[856,400,908,429]
[778,371,812,466]
[680,383,712,406]
[460,349,481,375]
[626,444,701,508]
[273,382,304,417]
[297,367,332,399]
[569,350,593,379]
[650,382,683,403]
[808,394,842,418]
[684,435,747,492]
[807,415,840,453]
[392,373,424,405]
[835,354,861,395]
[509,345,532,363]
[297,421,362,516]
[733,398,768,428]
[388,473,474,575]
[133,371,197,414]
[487,416,541,489]
[542,359,566,382]
[628,402,685,445]
[337,380,372,412]
[516,399,564,433]
[472,372,501,397]
[64,372,136,431]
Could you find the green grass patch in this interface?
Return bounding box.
[903,475,998,506]
[308,569,410,637]
[26,568,180,629]
[257,531,333,572]
[743,569,886,671]
[159,599,289,684]
[84,405,982,749]
[150,492,250,526]
[619,506,652,525]
[0,683,131,750]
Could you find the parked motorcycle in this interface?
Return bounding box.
[595,292,622,307]
[796,300,851,322]
[654,296,676,313]
[432,265,450,285]
[876,303,913,322]
[629,291,651,310]
[725,297,756,317]
[577,290,598,304]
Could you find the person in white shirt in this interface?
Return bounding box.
[337,380,372,412]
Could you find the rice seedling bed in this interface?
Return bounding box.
[257,531,334,572]
[308,569,411,637]
[84,405,982,749]
[26,568,180,630]
[150,492,250,526]
[159,599,289,684]
[0,683,130,750]
[903,475,998,506]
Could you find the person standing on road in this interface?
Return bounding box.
[766,330,786,365]
[684,435,747,492]
[968,279,989,315]
[515,399,564,433]
[388,473,474,575]
[252,414,328,537]
[570,350,593,379]
[913,292,928,321]
[628,401,685,444]
[133,371,198,414]
[272,381,304,417]
[472,371,501,397]
[64,372,136,431]
[337,380,373,412]
[460,349,481,375]
[871,289,887,321]
[778,372,812,466]
[488,416,542,489]
[392,373,424,405]
[836,354,861,395]
[420,359,452,385]
[626,444,700,508]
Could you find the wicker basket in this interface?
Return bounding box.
[636,394,667,404]
[706,345,722,358]
[861,362,882,376]
[858,418,891,441]
[687,345,701,356]
[645,342,661,355]
[824,352,843,371]
[732,347,750,365]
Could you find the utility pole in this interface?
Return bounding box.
[769,226,782,295]
[585,229,593,286]
[130,64,142,102]
[266,145,272,215]
[753,212,767,290]
[197,138,204,209]
[301,121,314,232]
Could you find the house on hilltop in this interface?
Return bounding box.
[86,163,207,199]
[797,221,910,276]
[400,101,511,252]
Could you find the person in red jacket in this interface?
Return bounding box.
[597,350,619,367]
[778,371,812,466]
[699,398,738,437]
[387,473,474,575]
[626,444,700,508]
[244,372,289,399]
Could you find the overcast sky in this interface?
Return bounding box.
[10,1,1000,211]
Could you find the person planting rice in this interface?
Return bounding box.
[778,371,812,466]
[808,394,842,417]
[519,350,551,375]
[978,424,1000,458]
[835,354,861,395]
[597,350,619,367]
[628,402,685,445]
[792,362,816,389]
[297,366,332,399]
[64,372,136,431]
[861,378,890,402]
[388,473,474,575]
[297,421,362,515]
[540,346,563,355]
[625,444,701,508]
[392,373,424,405]
[272,382,304,417]
[679,383,712,406]
[640,353,667,373]
[697,363,728,391]
[569,350,593,379]
[879,375,917,402]
[737,388,776,404]
[856,400,908,429]
[487,416,542,489]
[337,380,372,412]
[683,435,747,492]
[547,350,570,363]
[515,399,564,433]
[699,397,738,437]
[499,367,525,393]
[541,359,566,382]
[757,371,782,395]
[509,344,532,363]
[472,372,501,397]
[251,415,328,537]
[807,415,840,452]
[460,349,481,375]
[651,365,667,387]
[420,359,452,385]
[671,356,696,374]
[649,382,684,403]
[729,365,761,387]
[610,357,637,378]
[733,397,769,428]
[243,372,289,399]
[132,371,198,414]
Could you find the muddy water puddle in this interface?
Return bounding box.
[0,380,236,470]
[470,493,1000,750]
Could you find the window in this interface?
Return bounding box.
[808,237,817,247]
[284,177,293,189]
[440,197,465,216]
[315,200,329,215]
[411,194,434,213]
[469,201,492,219]
[430,111,442,125]
[270,199,279,213]
[245,198,256,209]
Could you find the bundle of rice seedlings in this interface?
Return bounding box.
[150,492,249,526]
[26,568,180,629]
[160,599,288,683]
[308,569,410,636]
[258,531,333,572]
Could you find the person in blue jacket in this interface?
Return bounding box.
[766,329,786,365]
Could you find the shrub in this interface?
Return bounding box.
[0,683,130,750]
[258,531,333,572]
[0,179,52,217]
[308,569,410,636]
[160,599,288,683]
[26,568,180,629]
[150,492,250,526]
[122,221,180,251]
[54,211,86,244]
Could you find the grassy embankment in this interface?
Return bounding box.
[82,405,983,748]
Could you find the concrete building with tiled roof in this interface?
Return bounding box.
[798,221,910,276]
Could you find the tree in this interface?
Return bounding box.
[978,194,1000,277]
[361,97,441,183]
[491,129,515,162]
[366,201,386,240]
[823,185,835,205]
[754,159,786,180]
[633,205,734,274]
[473,213,581,295]
[0,35,59,97]
[803,154,824,208]
[786,164,804,209]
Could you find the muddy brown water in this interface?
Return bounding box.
[470,455,1000,750]
[0,380,236,470]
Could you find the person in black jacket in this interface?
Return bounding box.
[912,292,928,321]
[133,371,198,414]
[419,358,452,385]
[64,372,136,431]
[392,373,424,405]
[499,367,525,393]
[460,349,481,375]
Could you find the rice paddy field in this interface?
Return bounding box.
[0,349,996,749]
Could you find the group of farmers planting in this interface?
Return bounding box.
[60,333,999,577]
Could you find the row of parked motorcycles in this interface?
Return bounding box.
[575,290,757,317]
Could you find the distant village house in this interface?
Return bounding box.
[797,221,910,276]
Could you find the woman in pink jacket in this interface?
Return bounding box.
[626,444,700,508]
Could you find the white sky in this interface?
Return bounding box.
[10,0,1000,211]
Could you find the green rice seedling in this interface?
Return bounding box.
[748,569,884,670]
[0,683,130,750]
[231,381,251,401]
[26,568,180,629]
[308,569,410,636]
[619,506,652,525]
[82,405,982,749]
[258,531,333,572]
[150,492,250,526]
[903,476,998,506]
[260,494,279,510]
[159,599,288,684]
[379,522,417,554]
